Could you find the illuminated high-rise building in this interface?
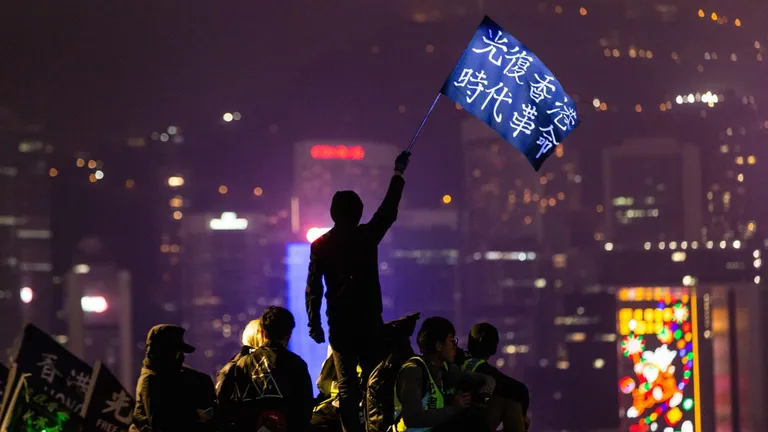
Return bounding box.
[178,210,291,375]
[459,116,584,375]
[64,237,133,388]
[461,118,583,250]
[389,208,460,321]
[602,138,703,247]
[0,108,54,355]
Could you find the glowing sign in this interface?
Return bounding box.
[286,243,328,395]
[20,287,33,304]
[81,296,108,313]
[306,227,331,243]
[209,212,248,231]
[310,145,365,160]
[617,287,700,432]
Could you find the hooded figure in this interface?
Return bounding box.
[306,151,410,432]
[131,324,216,432]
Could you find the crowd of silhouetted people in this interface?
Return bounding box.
[130,151,531,432]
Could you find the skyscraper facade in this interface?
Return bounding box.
[178,211,291,375]
[0,108,54,355]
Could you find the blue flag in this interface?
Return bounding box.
[441,16,579,171]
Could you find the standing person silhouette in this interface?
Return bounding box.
[306,151,411,432]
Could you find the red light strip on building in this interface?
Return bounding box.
[310,145,365,160]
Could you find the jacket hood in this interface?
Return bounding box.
[330,190,363,227]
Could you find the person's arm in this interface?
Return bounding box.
[475,363,530,413]
[447,363,495,395]
[305,242,324,339]
[216,363,240,431]
[396,363,458,428]
[298,360,315,432]
[365,173,406,244]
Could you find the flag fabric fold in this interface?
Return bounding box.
[441,15,580,171]
[0,373,83,432]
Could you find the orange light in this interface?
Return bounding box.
[306,227,331,243]
[697,9,705,18]
[49,168,58,177]
[310,145,365,160]
[442,194,452,204]
[218,185,228,194]
[88,173,97,183]
[87,160,97,169]
[579,7,587,15]
[711,12,717,20]
[253,187,263,196]
[173,211,183,220]
[125,179,135,189]
[76,158,85,167]
[734,18,741,26]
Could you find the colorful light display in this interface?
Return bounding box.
[617,287,699,432]
[310,145,365,160]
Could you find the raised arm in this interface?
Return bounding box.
[305,241,326,343]
[365,151,410,244]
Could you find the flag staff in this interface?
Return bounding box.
[406,93,442,152]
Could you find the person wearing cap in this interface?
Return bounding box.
[306,151,411,432]
[457,323,529,432]
[131,324,214,432]
[218,306,313,432]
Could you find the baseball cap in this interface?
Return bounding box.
[146,324,196,353]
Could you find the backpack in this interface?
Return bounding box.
[365,353,426,432]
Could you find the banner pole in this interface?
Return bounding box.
[406,93,442,153]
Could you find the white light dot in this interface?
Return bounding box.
[604,242,614,251]
[223,113,234,122]
[94,170,104,180]
[160,133,169,142]
[167,126,178,135]
[233,112,242,120]
[20,287,33,304]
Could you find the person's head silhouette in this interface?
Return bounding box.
[330,190,363,227]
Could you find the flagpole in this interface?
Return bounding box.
[406,93,442,152]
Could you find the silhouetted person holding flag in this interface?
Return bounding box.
[306,150,411,432]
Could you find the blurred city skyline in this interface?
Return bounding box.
[2,1,768,431]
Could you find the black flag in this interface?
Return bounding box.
[81,361,133,432]
[0,373,83,431]
[12,324,93,414]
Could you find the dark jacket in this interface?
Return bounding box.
[215,346,254,393]
[455,348,530,413]
[218,341,314,432]
[132,360,217,432]
[306,174,405,353]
